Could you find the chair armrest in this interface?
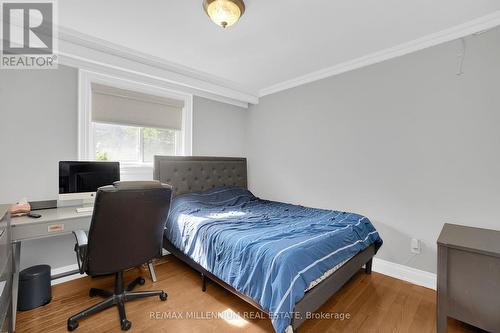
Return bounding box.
[72,230,88,274]
[73,229,88,246]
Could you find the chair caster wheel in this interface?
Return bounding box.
[67,319,79,331]
[160,291,168,301]
[121,319,132,331]
[138,277,145,285]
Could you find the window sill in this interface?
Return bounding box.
[120,163,154,181]
[121,162,153,169]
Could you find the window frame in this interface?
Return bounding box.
[78,70,193,178]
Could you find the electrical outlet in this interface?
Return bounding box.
[411,238,421,254]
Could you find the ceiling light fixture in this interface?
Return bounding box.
[203,0,245,29]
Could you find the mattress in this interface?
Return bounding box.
[305,256,352,292]
[164,186,382,333]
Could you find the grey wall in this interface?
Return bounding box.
[0,68,247,270]
[0,65,79,270]
[246,27,500,274]
[0,65,79,203]
[192,96,247,157]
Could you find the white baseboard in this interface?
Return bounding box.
[51,264,86,285]
[49,254,171,286]
[49,256,437,291]
[372,258,436,290]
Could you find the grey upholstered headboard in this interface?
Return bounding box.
[153,156,247,196]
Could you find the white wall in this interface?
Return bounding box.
[246,27,500,274]
[0,67,247,270]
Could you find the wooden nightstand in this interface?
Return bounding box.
[437,223,500,333]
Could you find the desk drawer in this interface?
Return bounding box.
[0,298,11,333]
[0,226,8,247]
[0,253,12,330]
[0,214,11,286]
[11,217,90,241]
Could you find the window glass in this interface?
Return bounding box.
[93,123,177,163]
[142,127,176,163]
[94,123,139,162]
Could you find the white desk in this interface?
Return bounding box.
[12,206,93,242]
[10,206,157,331]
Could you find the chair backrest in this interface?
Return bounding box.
[85,181,172,275]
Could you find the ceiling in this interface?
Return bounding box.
[59,0,500,95]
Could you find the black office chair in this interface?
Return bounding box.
[68,181,172,331]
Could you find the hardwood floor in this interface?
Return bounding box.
[16,256,484,333]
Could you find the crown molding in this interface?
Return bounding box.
[259,10,500,97]
[9,10,500,104]
[56,26,258,108]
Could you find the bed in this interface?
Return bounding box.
[154,156,382,333]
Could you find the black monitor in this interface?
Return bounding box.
[58,161,120,201]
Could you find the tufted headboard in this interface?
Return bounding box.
[153,156,247,196]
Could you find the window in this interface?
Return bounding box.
[93,123,177,164]
[78,71,193,180]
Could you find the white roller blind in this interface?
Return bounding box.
[91,83,184,130]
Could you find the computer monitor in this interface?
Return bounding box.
[58,161,120,202]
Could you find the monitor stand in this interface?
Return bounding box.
[76,198,94,213]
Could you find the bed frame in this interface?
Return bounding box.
[154,156,375,332]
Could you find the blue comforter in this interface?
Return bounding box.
[164,187,382,333]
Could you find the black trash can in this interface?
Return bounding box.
[18,264,52,311]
